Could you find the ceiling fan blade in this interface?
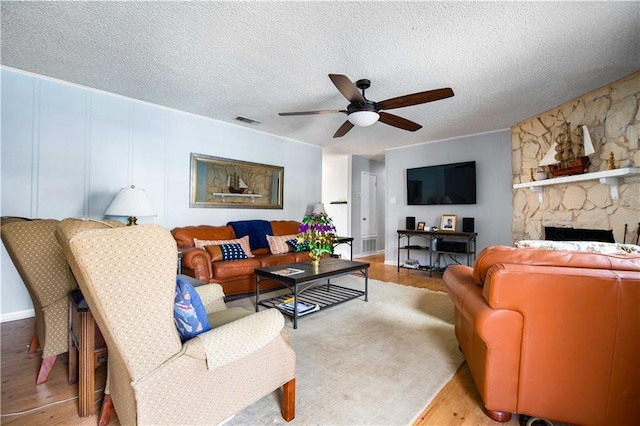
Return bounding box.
[279,110,344,116]
[333,120,355,138]
[329,74,366,104]
[377,88,454,111]
[378,112,422,131]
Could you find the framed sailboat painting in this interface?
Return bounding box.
[190,153,284,209]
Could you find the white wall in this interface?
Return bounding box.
[1,68,322,321]
[385,130,513,266]
[322,154,350,258]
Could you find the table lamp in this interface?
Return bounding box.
[104,185,156,226]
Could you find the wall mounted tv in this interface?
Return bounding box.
[407,161,476,205]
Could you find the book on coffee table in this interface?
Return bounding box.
[272,267,305,276]
[277,299,320,316]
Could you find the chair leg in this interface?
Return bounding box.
[28,331,39,354]
[36,355,57,384]
[485,408,512,422]
[281,378,295,422]
[99,394,115,426]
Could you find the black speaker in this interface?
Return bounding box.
[406,216,415,230]
[462,217,474,233]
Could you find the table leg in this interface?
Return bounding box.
[364,268,369,302]
[78,310,95,417]
[68,302,78,384]
[293,283,299,329]
[255,277,261,312]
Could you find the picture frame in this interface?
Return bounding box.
[190,153,284,209]
[417,222,425,231]
[440,214,457,232]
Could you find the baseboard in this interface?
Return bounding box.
[1,309,35,323]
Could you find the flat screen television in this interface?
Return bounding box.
[407,161,476,205]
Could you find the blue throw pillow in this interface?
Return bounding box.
[219,243,248,260]
[286,239,310,252]
[174,276,211,342]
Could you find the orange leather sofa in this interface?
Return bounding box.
[443,245,640,425]
[172,220,310,296]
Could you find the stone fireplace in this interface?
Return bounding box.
[511,71,640,244]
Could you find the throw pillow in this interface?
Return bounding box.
[266,234,298,254]
[194,235,254,258]
[205,243,249,261]
[174,276,211,342]
[287,239,310,252]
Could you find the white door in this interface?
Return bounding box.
[361,172,377,238]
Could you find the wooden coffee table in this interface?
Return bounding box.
[255,258,370,328]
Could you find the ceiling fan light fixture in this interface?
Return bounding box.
[347,110,380,127]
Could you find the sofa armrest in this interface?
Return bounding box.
[183,309,285,370]
[194,283,227,313]
[181,247,213,282]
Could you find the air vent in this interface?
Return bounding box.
[362,238,377,254]
[235,116,261,125]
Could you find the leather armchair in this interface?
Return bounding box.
[56,224,296,425]
[443,245,640,425]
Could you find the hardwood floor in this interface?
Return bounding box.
[1,253,520,425]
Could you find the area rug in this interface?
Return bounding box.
[226,276,464,425]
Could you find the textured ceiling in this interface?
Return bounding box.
[2,1,639,162]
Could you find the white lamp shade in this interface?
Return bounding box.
[105,186,156,218]
[347,110,379,127]
[312,203,327,214]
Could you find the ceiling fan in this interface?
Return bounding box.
[279,74,454,138]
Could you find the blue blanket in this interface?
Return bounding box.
[227,220,273,251]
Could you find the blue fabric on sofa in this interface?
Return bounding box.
[227,220,273,251]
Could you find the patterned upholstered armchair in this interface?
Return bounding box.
[1,217,124,385]
[1,217,75,384]
[56,223,296,425]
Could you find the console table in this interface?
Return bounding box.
[397,229,477,276]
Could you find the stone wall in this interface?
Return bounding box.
[512,71,640,243]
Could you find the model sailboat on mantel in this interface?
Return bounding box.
[539,124,594,177]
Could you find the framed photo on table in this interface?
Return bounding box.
[417,222,425,231]
[440,214,457,232]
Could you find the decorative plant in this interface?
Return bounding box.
[298,212,337,264]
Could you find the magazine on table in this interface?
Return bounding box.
[277,298,320,316]
[272,267,305,276]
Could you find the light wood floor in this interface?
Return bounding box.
[1,253,522,425]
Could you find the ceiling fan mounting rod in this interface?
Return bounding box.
[355,79,371,101]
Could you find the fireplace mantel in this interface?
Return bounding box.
[513,167,640,202]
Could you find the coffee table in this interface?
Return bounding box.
[255,258,370,328]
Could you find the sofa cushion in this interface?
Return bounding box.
[257,253,297,267]
[227,220,273,251]
[174,276,211,342]
[271,220,302,236]
[266,234,297,254]
[172,225,235,248]
[194,235,254,258]
[210,258,262,279]
[205,243,249,261]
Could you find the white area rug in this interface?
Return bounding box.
[226,276,464,426]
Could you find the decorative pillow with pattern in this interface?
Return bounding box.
[194,235,254,258]
[204,243,249,261]
[266,234,298,254]
[174,276,211,342]
[287,239,311,252]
